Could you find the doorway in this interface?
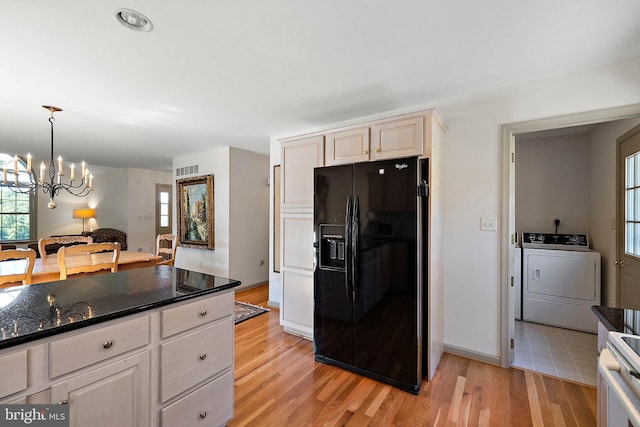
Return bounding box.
[156,184,172,237]
[500,104,640,377]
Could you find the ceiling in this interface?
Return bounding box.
[1,0,639,172]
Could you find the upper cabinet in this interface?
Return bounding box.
[325,127,370,166]
[281,135,324,209]
[370,116,423,161]
[323,112,444,166]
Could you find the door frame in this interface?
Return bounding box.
[499,104,640,368]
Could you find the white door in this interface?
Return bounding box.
[617,124,640,309]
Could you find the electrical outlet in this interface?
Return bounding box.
[481,217,497,231]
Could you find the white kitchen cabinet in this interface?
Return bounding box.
[158,291,234,426]
[370,115,424,160]
[50,351,150,427]
[279,136,323,339]
[281,135,324,209]
[0,350,27,398]
[325,127,370,166]
[0,289,236,427]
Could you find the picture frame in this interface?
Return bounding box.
[176,174,215,250]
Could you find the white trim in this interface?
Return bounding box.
[500,104,640,368]
[443,345,500,367]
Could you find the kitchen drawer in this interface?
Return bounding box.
[161,371,233,427]
[161,291,233,339]
[0,350,27,398]
[160,318,232,402]
[49,316,149,378]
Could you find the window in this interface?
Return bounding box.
[0,154,35,241]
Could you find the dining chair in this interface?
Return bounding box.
[155,234,177,266]
[38,236,93,259]
[0,248,37,286]
[57,242,121,280]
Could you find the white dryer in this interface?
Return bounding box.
[522,233,601,333]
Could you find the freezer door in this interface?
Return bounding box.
[314,164,354,364]
[352,157,420,388]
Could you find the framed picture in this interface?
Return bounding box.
[176,174,215,250]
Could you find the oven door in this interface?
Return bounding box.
[598,347,640,426]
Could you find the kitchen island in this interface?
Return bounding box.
[0,265,240,427]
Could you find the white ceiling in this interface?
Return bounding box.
[1,0,639,171]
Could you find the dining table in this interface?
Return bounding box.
[0,251,162,286]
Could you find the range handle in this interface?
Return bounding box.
[344,196,353,302]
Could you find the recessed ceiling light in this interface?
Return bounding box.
[114,8,154,32]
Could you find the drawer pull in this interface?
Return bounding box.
[58,400,68,405]
[199,411,207,419]
[103,340,114,349]
[364,150,369,155]
[199,310,207,317]
[199,353,207,361]
[375,148,381,153]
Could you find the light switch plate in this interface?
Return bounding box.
[481,217,497,231]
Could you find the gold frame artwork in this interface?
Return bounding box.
[176,174,215,250]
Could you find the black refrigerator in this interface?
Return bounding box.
[313,156,429,394]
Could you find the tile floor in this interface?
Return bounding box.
[512,320,598,386]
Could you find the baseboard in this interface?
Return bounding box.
[267,300,280,309]
[443,344,500,367]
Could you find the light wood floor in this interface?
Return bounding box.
[232,284,597,426]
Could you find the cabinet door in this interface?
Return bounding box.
[50,351,150,427]
[281,270,314,338]
[325,127,370,166]
[281,136,324,209]
[370,116,423,160]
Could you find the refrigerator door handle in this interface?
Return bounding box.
[352,195,359,301]
[344,196,353,302]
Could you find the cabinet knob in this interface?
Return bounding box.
[199,353,207,361]
[58,400,68,405]
[200,310,207,317]
[199,411,207,419]
[103,340,114,349]
[375,148,381,153]
[364,150,369,155]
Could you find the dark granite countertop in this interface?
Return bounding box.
[0,266,240,350]
[592,305,640,335]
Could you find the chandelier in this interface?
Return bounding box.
[1,105,94,209]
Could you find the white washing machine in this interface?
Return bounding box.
[522,233,601,333]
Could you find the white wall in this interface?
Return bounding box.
[127,168,173,253]
[515,133,591,234]
[265,57,640,360]
[590,117,640,306]
[37,167,127,237]
[438,57,640,359]
[229,147,270,288]
[173,147,231,277]
[36,167,171,252]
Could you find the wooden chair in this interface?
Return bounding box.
[0,248,37,286]
[38,236,93,259]
[155,234,177,266]
[57,242,121,280]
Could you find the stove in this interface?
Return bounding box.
[599,332,640,425]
